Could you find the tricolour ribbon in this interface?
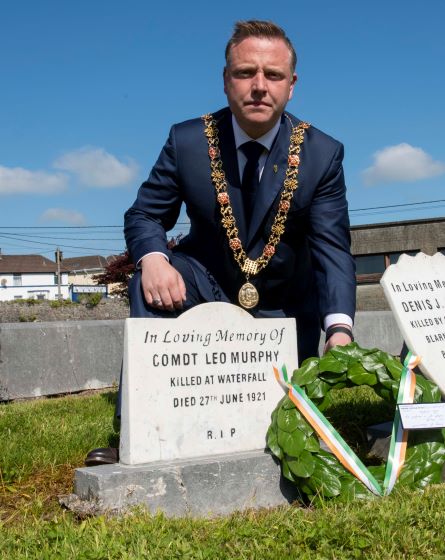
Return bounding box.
[382,353,419,494]
[273,352,420,496]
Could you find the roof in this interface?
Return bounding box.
[0,254,63,273]
[62,255,117,272]
[351,216,445,231]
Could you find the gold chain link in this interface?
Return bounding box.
[202,113,310,277]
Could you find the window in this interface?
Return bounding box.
[388,251,418,265]
[13,273,22,286]
[355,254,386,275]
[355,251,419,284]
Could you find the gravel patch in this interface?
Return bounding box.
[0,299,129,324]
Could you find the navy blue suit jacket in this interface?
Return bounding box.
[124,107,356,331]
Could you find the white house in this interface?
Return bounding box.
[0,254,69,301]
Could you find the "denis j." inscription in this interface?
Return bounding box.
[381,252,445,392]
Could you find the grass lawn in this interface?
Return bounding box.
[1,390,445,559]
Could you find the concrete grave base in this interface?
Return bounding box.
[70,449,300,517]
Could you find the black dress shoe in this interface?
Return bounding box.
[85,447,119,467]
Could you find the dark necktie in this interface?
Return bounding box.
[240,141,264,225]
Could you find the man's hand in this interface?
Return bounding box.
[323,324,353,354]
[140,254,186,311]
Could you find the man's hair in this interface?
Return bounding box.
[225,20,297,71]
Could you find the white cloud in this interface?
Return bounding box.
[0,165,68,195]
[53,146,138,187]
[363,143,445,186]
[39,208,87,225]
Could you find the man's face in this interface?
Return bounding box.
[224,37,297,139]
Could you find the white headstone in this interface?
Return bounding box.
[381,252,445,393]
[119,302,298,465]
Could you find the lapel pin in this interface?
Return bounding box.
[273,164,278,173]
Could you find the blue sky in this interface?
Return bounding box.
[1,0,444,258]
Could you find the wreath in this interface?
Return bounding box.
[267,344,445,501]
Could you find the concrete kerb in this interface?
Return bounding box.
[0,320,124,401]
[0,312,404,401]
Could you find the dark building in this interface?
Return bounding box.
[351,217,445,310]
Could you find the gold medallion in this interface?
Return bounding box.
[238,282,259,309]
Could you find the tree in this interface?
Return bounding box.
[93,252,134,299]
[94,235,183,299]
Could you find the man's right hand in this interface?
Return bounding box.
[140,254,186,311]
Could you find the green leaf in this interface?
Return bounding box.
[427,441,445,462]
[282,395,297,410]
[287,450,316,478]
[330,342,366,361]
[266,425,283,460]
[375,349,394,363]
[318,451,346,475]
[367,464,386,483]
[305,379,331,400]
[397,464,417,485]
[298,479,316,498]
[292,358,319,386]
[277,407,301,433]
[374,387,392,402]
[308,463,342,497]
[305,435,321,453]
[318,354,348,374]
[273,395,288,412]
[406,438,445,465]
[347,361,378,385]
[399,457,442,487]
[347,363,378,386]
[276,407,296,433]
[329,346,354,363]
[338,474,372,501]
[375,367,397,389]
[270,406,278,427]
[281,457,297,482]
[277,428,307,457]
[414,469,443,488]
[414,375,441,403]
[360,354,383,372]
[384,357,403,380]
[319,371,348,384]
[346,361,367,376]
[391,382,402,400]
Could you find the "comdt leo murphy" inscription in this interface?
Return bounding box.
[119,303,298,465]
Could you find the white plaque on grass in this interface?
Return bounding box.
[119,302,298,465]
[381,252,445,393]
